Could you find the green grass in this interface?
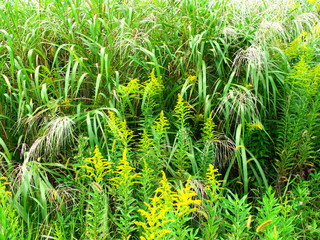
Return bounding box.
[0,0,319,239]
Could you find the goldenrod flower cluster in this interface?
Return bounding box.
[205,164,224,193]
[81,145,113,182]
[202,112,217,141]
[247,121,264,131]
[135,172,201,239]
[117,78,142,99]
[174,93,192,126]
[143,69,164,98]
[187,75,197,84]
[106,111,134,145]
[110,148,141,187]
[152,111,170,136]
[173,179,202,217]
[135,194,173,240]
[0,176,11,198]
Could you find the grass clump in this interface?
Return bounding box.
[0,0,319,239]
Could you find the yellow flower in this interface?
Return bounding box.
[173,178,201,217]
[187,75,197,84]
[152,111,170,135]
[143,69,164,97]
[0,177,12,199]
[106,111,134,146]
[136,172,202,239]
[205,164,224,193]
[81,145,113,182]
[247,121,263,131]
[117,78,142,99]
[110,148,141,187]
[155,172,174,206]
[306,0,317,5]
[135,179,174,240]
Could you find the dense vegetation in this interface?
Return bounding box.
[0,0,320,239]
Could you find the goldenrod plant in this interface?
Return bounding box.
[0,0,319,239]
[135,172,175,240]
[135,172,201,239]
[81,146,112,239]
[200,164,224,239]
[255,187,295,239]
[110,148,141,239]
[0,177,21,240]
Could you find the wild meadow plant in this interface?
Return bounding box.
[0,0,320,239]
[275,25,320,192]
[0,177,21,240]
[135,172,201,240]
[109,148,141,239]
[81,146,113,239]
[200,164,224,239]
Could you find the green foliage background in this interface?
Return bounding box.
[0,0,319,239]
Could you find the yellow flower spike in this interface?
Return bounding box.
[306,0,317,5]
[106,111,134,146]
[206,164,222,184]
[247,121,264,131]
[173,178,202,217]
[135,171,175,240]
[205,164,224,195]
[142,69,164,99]
[117,78,142,99]
[152,110,170,135]
[0,177,12,198]
[174,93,192,125]
[110,148,141,187]
[155,171,174,206]
[80,145,113,183]
[187,75,197,84]
[202,112,217,141]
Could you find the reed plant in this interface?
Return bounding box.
[0,0,319,239]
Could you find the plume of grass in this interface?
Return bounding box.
[215,85,261,136]
[11,161,67,238]
[26,116,75,162]
[198,112,235,172]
